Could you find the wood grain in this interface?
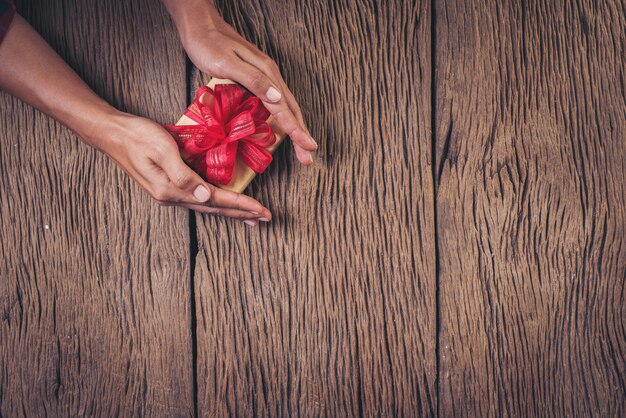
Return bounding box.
[192,0,437,416]
[435,0,626,416]
[3,0,623,415]
[0,1,194,416]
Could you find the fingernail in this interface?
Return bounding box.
[266,86,282,103]
[244,220,257,227]
[307,134,318,149]
[307,152,314,164]
[193,185,211,202]
[259,217,270,222]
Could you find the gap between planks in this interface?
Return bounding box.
[182,4,443,415]
[185,55,201,418]
[430,0,442,417]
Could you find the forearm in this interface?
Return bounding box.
[0,10,271,221]
[0,14,123,150]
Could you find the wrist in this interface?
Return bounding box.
[163,0,221,43]
[68,104,129,154]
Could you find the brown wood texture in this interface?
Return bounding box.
[435,0,626,416]
[0,0,194,416]
[2,0,625,416]
[192,0,437,416]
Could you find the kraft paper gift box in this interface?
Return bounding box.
[168,78,286,193]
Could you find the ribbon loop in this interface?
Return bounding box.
[164,84,276,185]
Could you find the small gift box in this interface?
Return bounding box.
[164,78,286,193]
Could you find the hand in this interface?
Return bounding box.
[97,113,272,226]
[164,0,319,165]
[0,10,273,224]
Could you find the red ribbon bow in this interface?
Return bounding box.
[164,84,276,185]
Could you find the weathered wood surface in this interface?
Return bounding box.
[435,0,626,416]
[0,0,194,416]
[192,0,437,416]
[2,0,625,416]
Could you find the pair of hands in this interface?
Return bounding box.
[104,2,317,226]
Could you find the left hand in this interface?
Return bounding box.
[94,113,273,226]
[164,0,319,165]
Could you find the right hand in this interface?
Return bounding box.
[96,113,272,226]
[166,1,319,165]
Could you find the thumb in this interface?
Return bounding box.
[159,152,212,203]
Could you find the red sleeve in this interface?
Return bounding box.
[0,0,16,47]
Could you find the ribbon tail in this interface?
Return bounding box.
[239,142,273,174]
[249,122,276,148]
[204,141,238,185]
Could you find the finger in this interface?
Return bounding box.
[261,64,315,150]
[264,99,318,159]
[278,79,308,131]
[155,191,267,221]
[150,142,213,204]
[221,55,284,104]
[171,202,268,226]
[178,202,270,223]
[294,146,314,166]
[208,187,272,220]
[276,79,318,161]
[238,48,309,131]
[223,58,317,159]
[233,49,318,154]
[133,157,182,202]
[148,149,271,219]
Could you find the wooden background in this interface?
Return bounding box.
[0,0,623,416]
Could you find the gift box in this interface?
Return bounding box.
[165,78,286,193]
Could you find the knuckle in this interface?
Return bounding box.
[162,139,179,154]
[203,207,221,216]
[204,184,216,204]
[272,107,292,122]
[249,71,269,91]
[272,109,302,136]
[232,193,244,209]
[148,148,163,163]
[262,55,278,69]
[290,124,307,137]
[151,187,170,202]
[294,106,305,122]
[172,171,192,188]
[210,57,232,76]
[273,104,293,116]
[149,142,175,163]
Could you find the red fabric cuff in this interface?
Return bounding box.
[0,1,16,48]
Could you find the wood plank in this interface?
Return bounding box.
[435,0,626,416]
[0,1,194,416]
[192,0,436,416]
